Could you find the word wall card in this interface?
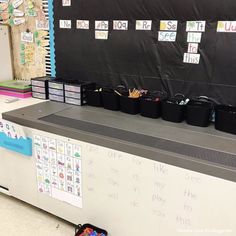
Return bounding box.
[34,135,82,208]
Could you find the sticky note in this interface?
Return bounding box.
[136,20,152,30]
[183,53,200,64]
[186,21,206,32]
[160,20,178,31]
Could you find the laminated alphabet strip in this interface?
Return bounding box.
[136,20,152,30]
[113,20,128,30]
[160,20,178,31]
[186,21,206,32]
[59,19,71,29]
[95,20,109,30]
[76,20,89,29]
[217,21,236,33]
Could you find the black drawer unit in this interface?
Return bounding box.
[48,79,65,103]
[31,76,54,100]
[64,81,95,106]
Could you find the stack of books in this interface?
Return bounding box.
[0,80,32,98]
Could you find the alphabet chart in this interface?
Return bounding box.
[34,135,82,208]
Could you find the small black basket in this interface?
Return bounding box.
[215,105,236,135]
[87,90,103,107]
[120,96,140,115]
[186,97,214,127]
[161,94,186,123]
[75,224,108,236]
[140,98,161,119]
[102,90,120,111]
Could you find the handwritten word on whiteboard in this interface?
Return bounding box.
[186,21,206,32]
[136,20,152,30]
[160,20,178,31]
[60,20,72,29]
[113,20,128,30]
[76,20,89,29]
[217,21,236,32]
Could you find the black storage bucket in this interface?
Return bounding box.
[75,224,108,236]
[102,91,120,111]
[161,100,186,123]
[186,100,213,127]
[87,90,103,107]
[120,96,140,115]
[140,98,161,119]
[215,105,236,134]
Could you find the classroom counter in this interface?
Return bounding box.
[3,101,236,182]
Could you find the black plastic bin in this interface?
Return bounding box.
[120,96,140,115]
[186,100,213,127]
[87,90,103,107]
[161,100,186,123]
[215,105,236,134]
[75,224,108,236]
[140,98,161,119]
[102,90,120,111]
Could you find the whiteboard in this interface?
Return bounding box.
[4,126,236,236]
[0,25,13,81]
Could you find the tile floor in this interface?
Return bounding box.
[0,193,74,236]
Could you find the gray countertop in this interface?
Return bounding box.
[3,101,236,182]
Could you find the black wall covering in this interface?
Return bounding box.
[54,0,236,105]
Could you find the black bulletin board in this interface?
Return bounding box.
[53,0,236,105]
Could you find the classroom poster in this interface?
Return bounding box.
[34,135,82,208]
